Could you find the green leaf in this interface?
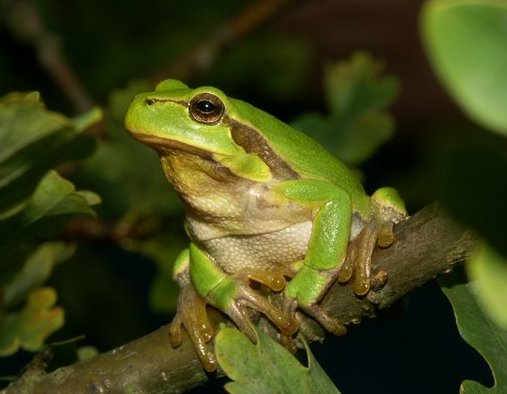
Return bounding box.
[293,53,399,165]
[17,170,98,232]
[0,171,99,286]
[215,326,341,394]
[440,273,507,393]
[3,170,99,242]
[0,287,64,357]
[466,243,507,329]
[0,91,98,215]
[421,0,507,135]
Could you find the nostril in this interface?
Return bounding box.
[145,98,157,105]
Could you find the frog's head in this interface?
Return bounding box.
[125,79,244,157]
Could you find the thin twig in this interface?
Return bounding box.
[4,0,93,114]
[151,0,295,83]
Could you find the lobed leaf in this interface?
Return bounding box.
[216,326,341,394]
[0,287,64,357]
[441,273,507,393]
[292,53,399,165]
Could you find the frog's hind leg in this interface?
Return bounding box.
[169,249,217,372]
[211,268,299,341]
[169,283,217,371]
[188,243,299,346]
[338,224,383,295]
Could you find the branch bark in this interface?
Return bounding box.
[2,204,475,393]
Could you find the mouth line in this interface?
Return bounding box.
[128,131,213,158]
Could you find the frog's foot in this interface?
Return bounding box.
[282,297,347,337]
[169,284,217,372]
[302,304,347,336]
[337,221,396,296]
[216,269,299,342]
[235,267,287,292]
[337,186,407,295]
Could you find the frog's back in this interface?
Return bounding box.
[232,99,370,212]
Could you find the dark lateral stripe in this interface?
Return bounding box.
[226,117,299,180]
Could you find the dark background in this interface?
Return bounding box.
[0,1,496,392]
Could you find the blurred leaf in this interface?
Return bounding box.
[0,91,100,359]
[207,36,312,101]
[441,273,507,393]
[77,345,99,361]
[0,170,99,286]
[292,52,399,165]
[0,287,64,357]
[216,326,340,394]
[421,0,507,135]
[3,242,75,308]
[325,53,399,118]
[466,243,507,329]
[0,92,98,215]
[72,108,103,132]
[148,272,179,314]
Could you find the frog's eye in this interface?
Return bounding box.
[189,93,225,124]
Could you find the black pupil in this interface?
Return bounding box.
[196,100,215,113]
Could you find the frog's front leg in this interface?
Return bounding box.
[169,243,298,371]
[274,179,353,336]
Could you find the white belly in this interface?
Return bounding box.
[202,220,313,273]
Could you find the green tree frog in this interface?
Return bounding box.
[125,79,406,371]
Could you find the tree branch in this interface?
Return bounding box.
[2,204,475,393]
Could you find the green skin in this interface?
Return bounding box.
[125,79,406,372]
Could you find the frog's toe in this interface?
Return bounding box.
[377,221,395,248]
[234,283,299,336]
[339,220,398,296]
[301,304,347,336]
[236,267,287,292]
[283,296,346,337]
[168,312,183,347]
[337,247,356,283]
[170,285,217,372]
